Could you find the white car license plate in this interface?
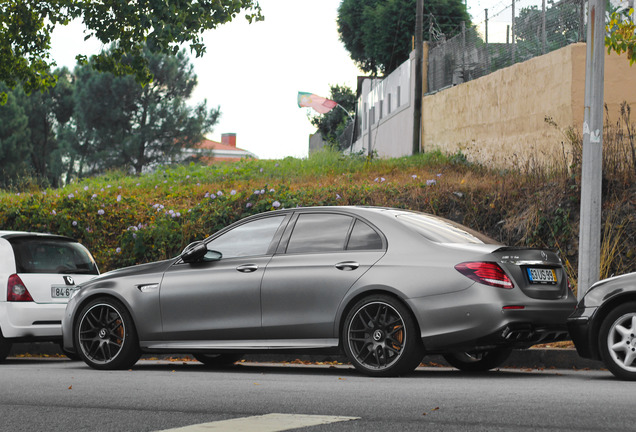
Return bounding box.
[527,268,557,284]
[51,286,76,298]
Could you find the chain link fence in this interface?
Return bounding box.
[427,0,586,94]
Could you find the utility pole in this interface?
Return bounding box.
[578,0,606,299]
[412,0,423,154]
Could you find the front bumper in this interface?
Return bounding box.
[566,306,600,360]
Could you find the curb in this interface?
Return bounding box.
[8,342,604,370]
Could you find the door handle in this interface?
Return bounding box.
[335,261,359,271]
[236,264,258,273]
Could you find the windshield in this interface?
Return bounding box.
[9,237,99,275]
[395,212,500,245]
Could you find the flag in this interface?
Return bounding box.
[297,92,337,114]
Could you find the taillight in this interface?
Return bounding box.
[455,262,514,289]
[7,274,34,302]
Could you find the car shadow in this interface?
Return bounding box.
[125,359,560,379]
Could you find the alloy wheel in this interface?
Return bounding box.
[78,303,126,364]
[347,301,406,370]
[606,312,636,373]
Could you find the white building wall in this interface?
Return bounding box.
[348,51,415,158]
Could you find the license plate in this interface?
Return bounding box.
[51,286,76,298]
[527,268,557,284]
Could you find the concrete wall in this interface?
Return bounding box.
[348,51,416,157]
[422,43,636,168]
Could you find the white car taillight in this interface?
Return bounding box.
[7,274,34,302]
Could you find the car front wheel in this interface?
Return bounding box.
[599,302,636,381]
[75,297,141,370]
[343,294,424,377]
[443,348,512,372]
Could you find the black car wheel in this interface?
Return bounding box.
[599,302,636,381]
[193,353,241,367]
[343,295,424,377]
[443,348,512,372]
[0,329,11,362]
[75,297,141,370]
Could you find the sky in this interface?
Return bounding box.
[50,0,361,160]
[49,0,525,160]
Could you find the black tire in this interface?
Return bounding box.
[193,353,241,367]
[598,302,636,381]
[342,294,424,377]
[0,329,11,362]
[59,344,81,361]
[443,348,512,372]
[74,297,141,370]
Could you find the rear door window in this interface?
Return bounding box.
[286,213,353,254]
[9,237,99,275]
[346,219,383,250]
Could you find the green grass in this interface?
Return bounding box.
[0,148,633,286]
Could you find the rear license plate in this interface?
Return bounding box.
[51,286,76,298]
[527,268,557,284]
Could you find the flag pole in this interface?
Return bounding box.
[334,103,356,151]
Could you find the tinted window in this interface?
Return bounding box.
[347,220,383,250]
[9,238,98,275]
[207,216,285,259]
[286,213,353,254]
[396,213,499,244]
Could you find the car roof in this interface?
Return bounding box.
[0,230,76,241]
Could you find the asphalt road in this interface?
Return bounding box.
[0,358,633,432]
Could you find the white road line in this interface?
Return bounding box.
[155,413,360,432]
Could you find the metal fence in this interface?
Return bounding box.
[427,0,586,94]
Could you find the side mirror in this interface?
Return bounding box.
[181,242,223,264]
[181,242,208,263]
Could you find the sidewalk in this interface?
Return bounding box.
[9,342,604,370]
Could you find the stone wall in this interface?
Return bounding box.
[422,43,636,169]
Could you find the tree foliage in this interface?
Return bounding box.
[69,47,219,176]
[337,0,470,76]
[0,0,263,104]
[0,47,219,187]
[309,85,356,150]
[606,8,636,65]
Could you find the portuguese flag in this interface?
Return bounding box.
[297,92,338,114]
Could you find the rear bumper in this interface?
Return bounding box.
[0,302,65,339]
[406,283,577,353]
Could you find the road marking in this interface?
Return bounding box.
[155,413,360,432]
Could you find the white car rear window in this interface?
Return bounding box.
[9,237,99,275]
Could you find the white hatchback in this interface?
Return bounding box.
[0,231,99,360]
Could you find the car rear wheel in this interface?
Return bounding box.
[599,302,636,381]
[193,353,241,367]
[443,348,512,372]
[343,294,424,377]
[0,329,11,362]
[75,297,141,370]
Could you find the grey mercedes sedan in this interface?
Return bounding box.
[62,206,576,376]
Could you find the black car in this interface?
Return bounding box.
[568,272,636,380]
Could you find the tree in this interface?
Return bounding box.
[309,85,356,150]
[606,8,636,65]
[338,0,470,76]
[70,46,220,176]
[514,1,582,60]
[0,84,33,188]
[0,68,74,188]
[0,0,263,104]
